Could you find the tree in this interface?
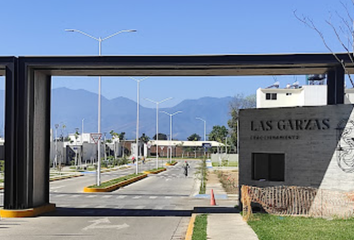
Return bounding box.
[294,2,354,86]
[110,130,125,141]
[153,133,168,140]
[228,94,256,151]
[139,133,150,143]
[187,133,201,141]
[208,125,228,143]
[118,132,126,141]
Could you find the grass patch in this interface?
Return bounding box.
[88,173,144,189]
[212,161,238,167]
[0,179,3,183]
[192,214,208,240]
[248,213,354,240]
[146,167,165,172]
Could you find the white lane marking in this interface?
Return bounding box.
[50,186,65,190]
[83,218,129,231]
[102,195,111,199]
[134,205,145,209]
[71,195,80,198]
[117,196,126,199]
[132,196,141,199]
[95,205,105,208]
[55,194,66,198]
[165,196,172,199]
[149,196,157,199]
[154,206,164,210]
[87,195,96,198]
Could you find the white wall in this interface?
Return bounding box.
[257,85,327,108]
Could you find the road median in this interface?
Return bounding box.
[83,173,147,192]
[165,161,178,166]
[143,167,166,174]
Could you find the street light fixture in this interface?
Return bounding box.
[66,28,136,186]
[196,117,207,141]
[130,77,148,174]
[145,97,172,169]
[161,111,182,163]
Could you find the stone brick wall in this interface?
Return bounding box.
[239,104,354,192]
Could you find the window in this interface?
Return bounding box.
[265,93,277,100]
[252,153,285,181]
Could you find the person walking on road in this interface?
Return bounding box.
[182,161,190,177]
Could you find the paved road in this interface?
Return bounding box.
[0,160,202,240]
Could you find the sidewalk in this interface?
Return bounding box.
[202,166,258,240]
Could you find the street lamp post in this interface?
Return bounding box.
[66,28,136,186]
[196,117,207,141]
[75,127,79,167]
[54,124,59,169]
[81,118,85,144]
[161,111,182,163]
[130,77,148,174]
[104,132,107,165]
[145,97,172,169]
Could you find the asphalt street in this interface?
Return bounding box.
[0,160,202,240]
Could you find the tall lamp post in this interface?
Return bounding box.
[66,28,136,186]
[75,127,79,167]
[196,117,207,141]
[145,97,172,169]
[81,118,85,144]
[54,124,59,169]
[161,111,182,163]
[130,77,148,174]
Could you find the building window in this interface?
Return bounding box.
[252,153,285,181]
[265,93,277,100]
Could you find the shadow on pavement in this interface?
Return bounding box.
[43,206,240,217]
[44,207,193,217]
[194,207,240,214]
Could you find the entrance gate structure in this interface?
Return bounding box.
[1,53,353,216]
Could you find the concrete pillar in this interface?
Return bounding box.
[4,59,51,210]
[327,66,345,105]
[4,58,17,209]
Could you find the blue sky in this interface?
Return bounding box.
[0,0,352,107]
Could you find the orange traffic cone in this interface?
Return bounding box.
[210,189,216,206]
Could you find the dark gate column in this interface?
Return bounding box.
[327,65,345,105]
[2,59,55,217]
[4,58,18,209]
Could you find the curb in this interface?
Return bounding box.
[143,168,166,174]
[83,174,147,192]
[50,174,84,182]
[0,203,56,218]
[165,162,178,166]
[185,213,197,240]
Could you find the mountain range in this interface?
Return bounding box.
[0,88,234,140]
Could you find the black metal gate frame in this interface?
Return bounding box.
[1,53,352,212]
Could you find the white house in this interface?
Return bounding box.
[257,84,354,108]
[257,85,327,108]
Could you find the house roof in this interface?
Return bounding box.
[148,140,225,147]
